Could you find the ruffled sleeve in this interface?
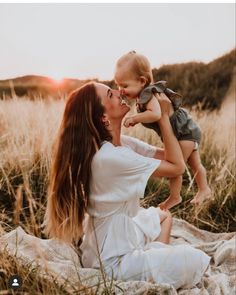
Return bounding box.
[121,135,157,158]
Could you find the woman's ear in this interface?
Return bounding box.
[101,113,109,123]
[101,114,111,127]
[140,76,147,87]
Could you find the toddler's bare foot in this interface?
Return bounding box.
[159,196,182,210]
[190,187,212,205]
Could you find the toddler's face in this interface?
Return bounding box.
[115,68,144,100]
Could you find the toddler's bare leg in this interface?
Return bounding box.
[187,150,211,204]
[179,140,196,162]
[159,140,196,210]
[159,140,195,210]
[159,176,182,210]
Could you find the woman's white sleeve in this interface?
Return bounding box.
[121,135,157,158]
[104,146,161,201]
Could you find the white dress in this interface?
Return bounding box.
[80,135,210,289]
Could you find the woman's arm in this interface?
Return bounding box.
[153,148,165,160]
[151,93,185,178]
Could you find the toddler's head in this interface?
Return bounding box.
[114,51,153,99]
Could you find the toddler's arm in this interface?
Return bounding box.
[124,95,161,127]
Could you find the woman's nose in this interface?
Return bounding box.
[119,88,125,95]
[113,89,121,96]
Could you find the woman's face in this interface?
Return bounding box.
[95,83,130,120]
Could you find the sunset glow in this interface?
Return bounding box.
[51,75,65,85]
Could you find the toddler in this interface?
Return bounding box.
[114,51,211,210]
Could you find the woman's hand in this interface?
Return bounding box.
[154,92,171,117]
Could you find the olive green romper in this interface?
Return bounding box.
[137,81,201,146]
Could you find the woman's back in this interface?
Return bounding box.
[81,136,210,289]
[81,136,161,267]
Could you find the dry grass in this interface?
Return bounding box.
[0,93,235,234]
[0,96,64,238]
[0,92,235,293]
[0,247,77,295]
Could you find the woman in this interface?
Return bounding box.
[44,82,210,289]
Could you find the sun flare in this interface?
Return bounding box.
[50,74,65,84]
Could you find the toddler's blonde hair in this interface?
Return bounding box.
[116,51,153,86]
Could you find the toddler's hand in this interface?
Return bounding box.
[123,117,137,128]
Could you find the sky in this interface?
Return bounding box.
[0,3,235,81]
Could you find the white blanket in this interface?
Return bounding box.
[1,218,235,295]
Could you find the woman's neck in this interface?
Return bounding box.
[109,120,122,146]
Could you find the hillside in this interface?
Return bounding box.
[0,48,235,110]
[0,75,89,99]
[151,48,236,110]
